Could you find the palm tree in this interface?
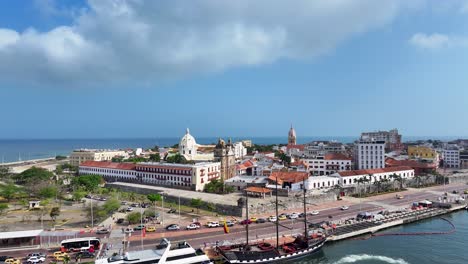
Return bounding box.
[372,175,381,194]
[414,175,422,188]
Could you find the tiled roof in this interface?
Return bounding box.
[245,186,272,193]
[287,144,305,150]
[268,171,309,184]
[324,153,352,161]
[385,158,436,169]
[338,166,413,177]
[80,161,136,170]
[243,160,254,168]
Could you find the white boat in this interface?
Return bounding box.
[95,238,211,264]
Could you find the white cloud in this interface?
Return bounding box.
[409,33,468,50]
[0,0,412,87]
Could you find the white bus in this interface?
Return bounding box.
[60,237,101,252]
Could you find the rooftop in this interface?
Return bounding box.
[324,153,352,160]
[245,186,272,194]
[268,171,308,184]
[80,161,136,170]
[338,166,413,177]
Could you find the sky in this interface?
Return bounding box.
[1,0,468,139]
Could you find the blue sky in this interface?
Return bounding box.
[1,0,468,139]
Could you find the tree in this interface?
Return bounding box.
[14,167,53,185]
[0,166,11,180]
[50,207,60,221]
[55,155,67,160]
[102,199,120,214]
[147,193,162,218]
[166,153,189,164]
[39,186,58,199]
[71,175,103,192]
[203,179,234,194]
[72,190,86,201]
[276,152,291,165]
[206,202,216,215]
[372,175,381,194]
[112,156,124,163]
[149,153,161,162]
[190,198,203,214]
[152,145,160,152]
[0,183,21,201]
[0,204,8,215]
[127,212,142,224]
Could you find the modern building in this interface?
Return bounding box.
[233,142,247,159]
[79,161,221,191]
[336,166,414,187]
[303,141,346,158]
[355,140,385,170]
[304,153,352,176]
[443,148,460,168]
[214,138,236,180]
[70,149,126,166]
[407,145,437,160]
[361,129,402,151]
[241,140,252,148]
[460,151,468,169]
[288,125,297,145]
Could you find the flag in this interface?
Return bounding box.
[223,220,229,234]
[142,227,146,238]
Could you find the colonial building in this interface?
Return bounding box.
[267,171,308,191]
[386,157,437,175]
[288,125,297,145]
[304,153,352,176]
[355,140,385,170]
[407,145,438,160]
[214,138,236,180]
[79,161,220,191]
[307,176,340,190]
[70,149,127,166]
[179,128,198,160]
[335,166,414,187]
[361,129,402,151]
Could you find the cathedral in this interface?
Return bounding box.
[214,138,236,181]
[179,128,198,160]
[288,125,297,145]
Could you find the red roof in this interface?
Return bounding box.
[290,160,308,167]
[80,161,136,170]
[268,171,308,184]
[242,160,254,168]
[324,153,352,161]
[245,186,272,193]
[385,158,436,169]
[287,144,305,150]
[338,166,413,177]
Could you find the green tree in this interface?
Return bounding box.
[50,207,60,221]
[125,157,148,163]
[14,167,53,185]
[102,199,120,214]
[0,183,21,201]
[55,155,67,160]
[203,179,234,194]
[149,153,161,162]
[0,166,11,180]
[166,153,193,164]
[152,145,160,152]
[206,202,216,215]
[39,186,58,199]
[276,152,291,165]
[71,174,103,192]
[126,212,142,224]
[0,203,8,214]
[112,156,124,162]
[190,198,203,214]
[147,193,162,218]
[72,190,86,201]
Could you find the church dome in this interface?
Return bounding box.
[179,128,197,156]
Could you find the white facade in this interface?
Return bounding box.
[304,141,346,158]
[179,128,198,160]
[70,149,127,166]
[304,154,352,176]
[443,149,460,168]
[336,167,415,187]
[355,140,385,170]
[307,176,340,190]
[233,142,247,159]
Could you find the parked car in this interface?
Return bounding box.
[225,220,235,226]
[116,218,125,224]
[278,215,287,221]
[5,258,21,264]
[96,228,110,234]
[134,224,145,230]
[268,216,277,222]
[298,212,306,218]
[166,224,180,231]
[27,253,46,259]
[121,201,128,205]
[168,208,177,214]
[288,213,299,219]
[126,207,134,212]
[124,228,134,233]
[77,252,95,259]
[0,256,13,262]
[452,190,459,194]
[186,223,200,230]
[340,206,349,210]
[85,194,92,199]
[141,203,150,208]
[99,197,107,201]
[250,217,258,222]
[26,256,46,264]
[207,221,220,228]
[131,203,140,207]
[256,218,266,223]
[310,210,319,215]
[52,252,69,261]
[240,219,252,225]
[146,226,156,232]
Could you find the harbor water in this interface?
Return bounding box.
[302,211,468,264]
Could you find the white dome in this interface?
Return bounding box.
[179,128,198,159]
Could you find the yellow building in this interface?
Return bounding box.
[408,146,437,159]
[70,149,126,166]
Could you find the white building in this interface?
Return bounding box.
[304,141,346,158]
[443,148,460,168]
[335,166,414,187]
[70,149,127,166]
[304,153,352,176]
[355,140,385,170]
[233,142,247,159]
[79,161,221,191]
[179,128,198,160]
[307,176,341,190]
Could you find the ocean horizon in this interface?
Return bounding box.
[0,136,463,163]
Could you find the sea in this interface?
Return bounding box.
[0,136,461,163]
[302,210,468,264]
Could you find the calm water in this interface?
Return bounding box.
[302,211,468,264]
[0,136,460,163]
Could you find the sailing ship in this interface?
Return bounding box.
[216,176,326,263]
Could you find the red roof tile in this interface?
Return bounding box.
[324,153,352,161]
[287,144,305,150]
[268,171,308,184]
[245,186,272,193]
[385,158,436,169]
[80,161,136,170]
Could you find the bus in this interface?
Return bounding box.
[60,237,101,252]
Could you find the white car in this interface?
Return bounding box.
[288,213,299,219]
[310,210,319,215]
[186,223,200,230]
[126,207,134,212]
[27,256,46,264]
[268,216,277,222]
[207,221,220,228]
[124,228,134,233]
[340,206,349,210]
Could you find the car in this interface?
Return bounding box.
[121,201,128,205]
[268,216,277,222]
[250,217,258,222]
[240,219,252,225]
[464,190,468,194]
[278,215,287,221]
[452,190,459,194]
[310,210,319,215]
[340,206,349,210]
[207,221,220,228]
[288,213,299,219]
[131,203,140,207]
[225,220,235,226]
[0,257,13,262]
[192,221,202,227]
[77,252,95,259]
[166,224,180,231]
[168,208,177,214]
[146,226,156,232]
[256,218,266,223]
[141,203,150,208]
[96,228,110,234]
[99,197,107,201]
[126,207,134,212]
[134,224,145,230]
[55,255,70,262]
[27,253,47,259]
[26,256,45,263]
[186,223,200,230]
[124,228,134,233]
[5,258,21,264]
[53,252,69,258]
[298,212,306,218]
[116,218,125,224]
[85,194,92,198]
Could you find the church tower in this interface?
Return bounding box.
[214,138,236,181]
[288,125,297,145]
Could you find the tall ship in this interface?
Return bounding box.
[216,177,327,263]
[95,238,212,264]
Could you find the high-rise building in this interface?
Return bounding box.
[214,138,236,180]
[360,129,402,151]
[443,147,460,168]
[355,140,385,170]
